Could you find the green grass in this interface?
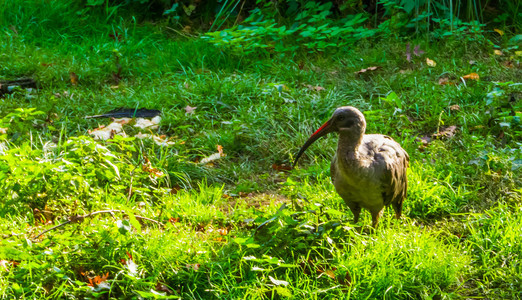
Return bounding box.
[0,1,521,299]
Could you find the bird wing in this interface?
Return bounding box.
[330,154,338,185]
[378,136,409,207]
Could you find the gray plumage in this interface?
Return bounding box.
[294,106,409,227]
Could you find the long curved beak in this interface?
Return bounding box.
[293,119,334,167]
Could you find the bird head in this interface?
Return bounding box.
[293,106,366,167]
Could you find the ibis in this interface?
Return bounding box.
[294,106,409,228]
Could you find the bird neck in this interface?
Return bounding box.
[336,132,363,161]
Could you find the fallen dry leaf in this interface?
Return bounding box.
[432,125,457,139]
[306,84,325,91]
[417,135,432,145]
[272,163,292,171]
[355,66,381,75]
[135,132,176,146]
[461,73,480,81]
[155,282,173,294]
[134,116,161,130]
[88,272,109,287]
[184,105,197,114]
[112,118,133,125]
[494,28,504,36]
[88,122,124,140]
[171,185,182,194]
[494,50,503,56]
[449,104,461,111]
[438,77,454,85]
[217,145,224,156]
[0,260,11,270]
[142,157,164,178]
[200,145,226,165]
[323,269,336,279]
[502,60,514,68]
[70,72,79,85]
[426,58,436,67]
[186,263,200,271]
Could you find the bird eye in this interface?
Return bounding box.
[337,115,345,121]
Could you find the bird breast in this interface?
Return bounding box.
[331,152,386,211]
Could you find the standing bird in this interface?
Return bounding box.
[294,106,409,228]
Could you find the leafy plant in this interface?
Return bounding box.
[203,1,375,54]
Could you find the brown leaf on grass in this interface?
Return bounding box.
[134,116,161,130]
[272,163,292,171]
[449,105,461,111]
[306,84,325,91]
[88,122,124,140]
[323,269,336,279]
[88,272,109,287]
[461,73,480,81]
[200,145,226,165]
[417,135,432,145]
[155,282,173,294]
[171,185,182,194]
[0,260,19,271]
[70,72,78,85]
[186,263,200,271]
[223,193,234,199]
[239,192,254,198]
[169,217,180,224]
[217,228,228,236]
[438,77,454,85]
[354,66,381,75]
[432,125,457,139]
[426,58,437,67]
[502,60,514,68]
[142,157,164,177]
[184,105,197,114]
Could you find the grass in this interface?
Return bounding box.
[0,1,521,298]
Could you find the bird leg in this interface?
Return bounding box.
[370,209,384,228]
[345,201,361,224]
[392,201,403,219]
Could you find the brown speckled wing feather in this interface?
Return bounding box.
[380,136,409,209]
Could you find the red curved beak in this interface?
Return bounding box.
[293,119,334,167]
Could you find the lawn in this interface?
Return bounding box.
[0,1,521,299]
